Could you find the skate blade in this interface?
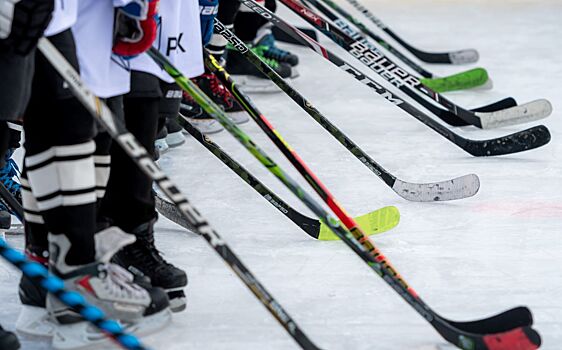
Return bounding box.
[51,308,172,350]
[169,296,187,313]
[5,223,24,235]
[16,305,56,337]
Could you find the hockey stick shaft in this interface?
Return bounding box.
[237,2,549,156]
[161,121,320,238]
[150,28,539,350]
[308,0,434,78]
[145,40,478,348]
[343,0,478,64]
[278,0,485,127]
[216,20,399,187]
[214,21,482,203]
[0,238,148,350]
[38,38,319,350]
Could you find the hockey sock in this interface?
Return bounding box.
[208,0,241,57]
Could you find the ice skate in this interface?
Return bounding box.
[165,118,186,148]
[179,96,224,135]
[193,72,250,124]
[225,46,293,93]
[48,227,171,349]
[113,218,188,313]
[0,325,20,350]
[154,127,170,154]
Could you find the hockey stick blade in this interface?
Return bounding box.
[462,125,550,157]
[344,0,479,65]
[475,99,553,129]
[438,98,519,127]
[317,206,400,240]
[471,98,517,113]
[285,0,545,130]
[215,20,482,199]
[449,49,480,65]
[447,306,533,335]
[420,68,489,93]
[392,174,479,202]
[159,185,399,241]
[155,191,197,233]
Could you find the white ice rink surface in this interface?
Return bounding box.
[2,0,562,349]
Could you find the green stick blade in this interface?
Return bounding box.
[318,206,400,241]
[421,68,489,93]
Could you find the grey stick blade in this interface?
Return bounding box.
[476,99,553,129]
[392,174,480,202]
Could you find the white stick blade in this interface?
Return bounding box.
[448,49,479,64]
[477,99,553,129]
[392,174,480,202]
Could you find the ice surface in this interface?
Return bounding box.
[1,0,561,349]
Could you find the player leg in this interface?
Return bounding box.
[101,71,188,312]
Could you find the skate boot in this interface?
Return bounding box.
[0,325,20,350]
[113,217,188,312]
[0,203,10,239]
[192,73,249,125]
[179,94,224,135]
[225,45,293,93]
[155,127,170,155]
[255,31,299,67]
[165,117,186,148]
[0,149,22,215]
[48,227,171,349]
[16,245,53,337]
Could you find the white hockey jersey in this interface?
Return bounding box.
[131,0,204,82]
[45,0,78,37]
[72,0,133,98]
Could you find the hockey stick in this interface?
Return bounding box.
[165,120,400,240]
[37,38,320,350]
[235,5,550,156]
[280,0,552,129]
[304,0,490,92]
[344,0,478,64]
[0,238,148,350]
[149,44,541,350]
[216,20,480,202]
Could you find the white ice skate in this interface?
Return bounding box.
[45,227,171,349]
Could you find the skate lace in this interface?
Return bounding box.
[259,33,290,60]
[106,263,147,299]
[130,237,173,273]
[251,45,280,69]
[205,73,234,109]
[0,150,21,195]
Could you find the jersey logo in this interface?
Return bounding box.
[167,33,186,55]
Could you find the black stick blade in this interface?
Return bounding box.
[463,126,550,157]
[447,306,533,335]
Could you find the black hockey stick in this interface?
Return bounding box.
[279,0,552,130]
[306,0,476,81]
[300,0,515,127]
[169,119,399,239]
[38,38,321,350]
[235,4,550,157]
[149,35,541,350]
[344,0,478,65]
[216,20,480,201]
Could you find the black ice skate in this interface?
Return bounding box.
[113,218,188,312]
